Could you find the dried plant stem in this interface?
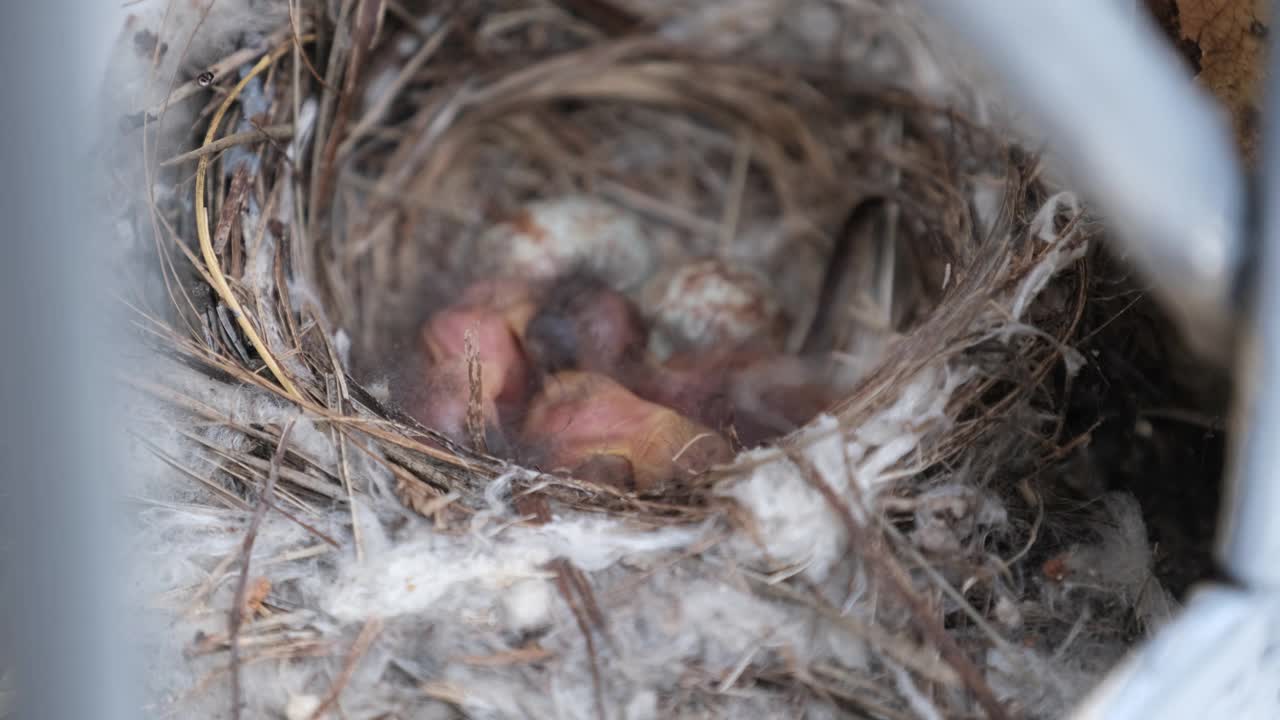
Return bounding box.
[230,421,294,720]
[551,558,608,720]
[307,618,383,720]
[195,39,312,402]
[463,329,487,452]
[163,124,294,167]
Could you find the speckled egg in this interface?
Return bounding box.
[473,195,657,292]
[641,259,787,358]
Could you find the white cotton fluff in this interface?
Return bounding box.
[322,516,700,622]
[1060,492,1179,631]
[1009,191,1090,322]
[719,418,849,581]
[721,366,968,582]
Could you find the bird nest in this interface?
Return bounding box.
[102,2,1189,719]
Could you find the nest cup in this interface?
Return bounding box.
[308,12,1077,510]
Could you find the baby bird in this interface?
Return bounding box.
[521,371,733,492]
[522,273,839,447]
[410,278,541,451]
[522,271,649,376]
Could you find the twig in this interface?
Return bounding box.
[307,0,358,233]
[338,16,453,158]
[213,165,252,255]
[551,558,608,720]
[132,432,251,511]
[229,421,295,720]
[310,0,369,228]
[307,618,383,720]
[320,328,365,562]
[288,0,334,91]
[464,329,487,453]
[162,124,295,167]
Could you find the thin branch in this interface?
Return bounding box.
[229,421,294,720]
[162,124,295,166]
[307,618,384,720]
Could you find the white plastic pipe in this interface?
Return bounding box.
[1216,0,1280,590]
[1071,587,1280,719]
[0,4,135,720]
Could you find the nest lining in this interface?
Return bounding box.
[100,2,1192,719]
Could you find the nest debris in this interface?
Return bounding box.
[97,1,1219,718]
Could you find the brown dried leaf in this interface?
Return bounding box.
[243,576,271,616]
[1166,0,1270,160]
